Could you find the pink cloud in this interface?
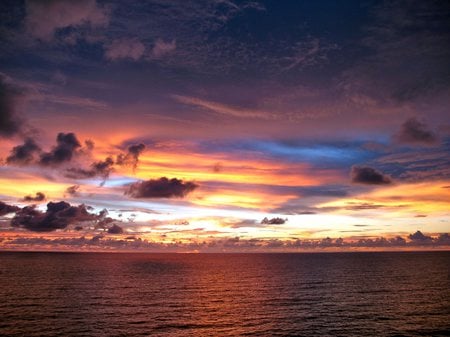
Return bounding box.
[25,0,109,41]
[105,38,146,61]
[151,39,176,59]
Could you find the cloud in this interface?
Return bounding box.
[408,230,433,244]
[228,219,259,228]
[435,233,450,245]
[6,138,41,165]
[261,217,287,225]
[0,74,22,138]
[376,147,450,182]
[2,230,450,251]
[11,201,98,232]
[0,201,20,216]
[395,117,438,146]
[65,157,114,185]
[116,143,146,171]
[126,177,198,198]
[344,202,385,211]
[173,95,274,119]
[339,0,450,112]
[22,192,46,202]
[107,224,124,234]
[65,185,80,196]
[33,93,109,110]
[105,38,146,61]
[24,0,109,41]
[281,37,338,71]
[351,166,392,185]
[4,132,142,185]
[151,39,176,59]
[39,132,81,165]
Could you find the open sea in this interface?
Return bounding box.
[0,251,449,336]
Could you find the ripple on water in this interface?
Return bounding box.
[0,252,449,337]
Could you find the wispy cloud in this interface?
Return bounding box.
[24,0,109,41]
[173,95,275,119]
[281,38,338,71]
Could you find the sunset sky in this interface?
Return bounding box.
[0,0,449,251]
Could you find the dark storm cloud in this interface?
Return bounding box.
[11,201,99,232]
[116,143,146,171]
[0,201,20,216]
[107,224,124,234]
[39,132,81,165]
[6,138,41,165]
[126,177,198,199]
[395,117,438,146]
[351,166,392,185]
[65,157,114,184]
[0,74,22,138]
[22,192,46,202]
[261,217,287,225]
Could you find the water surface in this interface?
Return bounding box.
[0,252,449,336]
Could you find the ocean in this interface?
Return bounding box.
[0,251,449,336]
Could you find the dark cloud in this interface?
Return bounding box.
[3,231,450,251]
[395,117,438,146]
[65,157,114,185]
[39,132,81,165]
[261,217,287,225]
[408,230,433,244]
[95,209,115,230]
[435,233,450,245]
[11,201,98,232]
[126,177,198,198]
[213,162,223,173]
[6,138,41,165]
[84,139,95,150]
[22,192,46,202]
[345,202,385,211]
[0,74,22,138]
[107,224,124,234]
[65,185,80,196]
[351,166,392,185]
[116,143,146,171]
[0,201,20,216]
[229,219,258,228]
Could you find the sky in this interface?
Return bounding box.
[0,0,449,252]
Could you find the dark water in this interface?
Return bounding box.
[0,252,449,336]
